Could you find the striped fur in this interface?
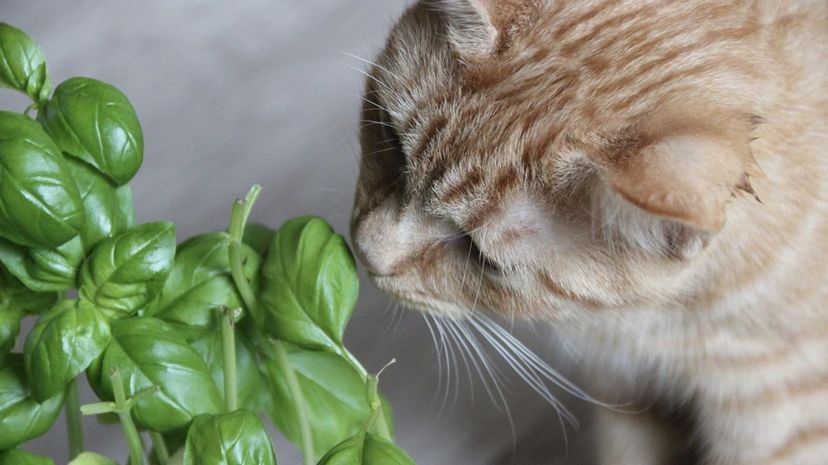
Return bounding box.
[351,1,828,463]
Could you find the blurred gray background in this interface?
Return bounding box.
[1,1,594,463]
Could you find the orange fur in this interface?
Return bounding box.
[351,1,828,463]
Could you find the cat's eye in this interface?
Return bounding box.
[464,235,502,274]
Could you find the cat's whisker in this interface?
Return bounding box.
[358,94,390,113]
[343,63,402,100]
[444,318,476,403]
[473,312,627,411]
[455,318,514,419]
[382,299,400,334]
[363,146,403,157]
[459,239,474,293]
[453,320,521,455]
[339,51,406,83]
[359,119,398,130]
[431,315,456,416]
[479,314,634,414]
[421,314,444,406]
[467,316,579,445]
[390,302,406,333]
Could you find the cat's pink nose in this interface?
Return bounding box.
[351,203,404,276]
[352,231,398,276]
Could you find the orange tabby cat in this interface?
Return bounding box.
[350,1,828,463]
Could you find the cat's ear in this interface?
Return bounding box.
[595,111,761,257]
[435,0,532,58]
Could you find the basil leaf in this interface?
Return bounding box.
[79,222,176,319]
[0,111,84,248]
[38,77,143,185]
[146,232,259,338]
[263,345,388,458]
[86,317,222,433]
[0,157,134,292]
[23,299,111,400]
[0,266,58,357]
[67,452,118,465]
[243,223,275,257]
[0,354,65,450]
[0,235,83,292]
[317,431,415,465]
[191,331,268,413]
[260,217,358,354]
[0,266,58,314]
[0,307,22,358]
[0,23,51,103]
[68,156,135,249]
[0,448,55,465]
[183,410,277,465]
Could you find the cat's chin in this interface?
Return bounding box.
[370,275,470,319]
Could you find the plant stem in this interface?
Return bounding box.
[341,349,368,382]
[364,374,392,441]
[226,186,316,462]
[339,347,393,439]
[149,431,170,465]
[270,340,315,465]
[111,369,146,465]
[65,379,84,459]
[228,185,262,315]
[221,307,240,412]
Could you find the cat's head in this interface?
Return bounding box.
[351,0,762,320]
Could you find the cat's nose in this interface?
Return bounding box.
[352,234,396,276]
[351,201,409,277]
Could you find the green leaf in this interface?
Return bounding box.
[0,307,22,358]
[86,317,223,433]
[0,157,134,292]
[67,156,135,248]
[263,345,385,458]
[0,266,58,314]
[0,448,55,465]
[38,77,143,185]
[0,111,84,249]
[260,217,358,354]
[183,410,277,465]
[66,452,118,465]
[0,236,83,291]
[0,265,58,358]
[23,299,111,400]
[0,23,51,103]
[79,222,176,319]
[243,223,275,257]
[0,354,65,450]
[146,232,259,339]
[316,431,415,465]
[191,331,268,413]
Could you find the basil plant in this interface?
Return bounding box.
[0,23,414,465]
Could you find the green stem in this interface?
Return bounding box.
[149,431,170,465]
[111,369,146,465]
[65,379,84,459]
[339,347,395,439]
[270,340,315,465]
[341,349,368,382]
[226,186,316,463]
[364,375,392,441]
[221,307,240,412]
[228,185,262,315]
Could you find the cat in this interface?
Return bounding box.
[350,1,828,464]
